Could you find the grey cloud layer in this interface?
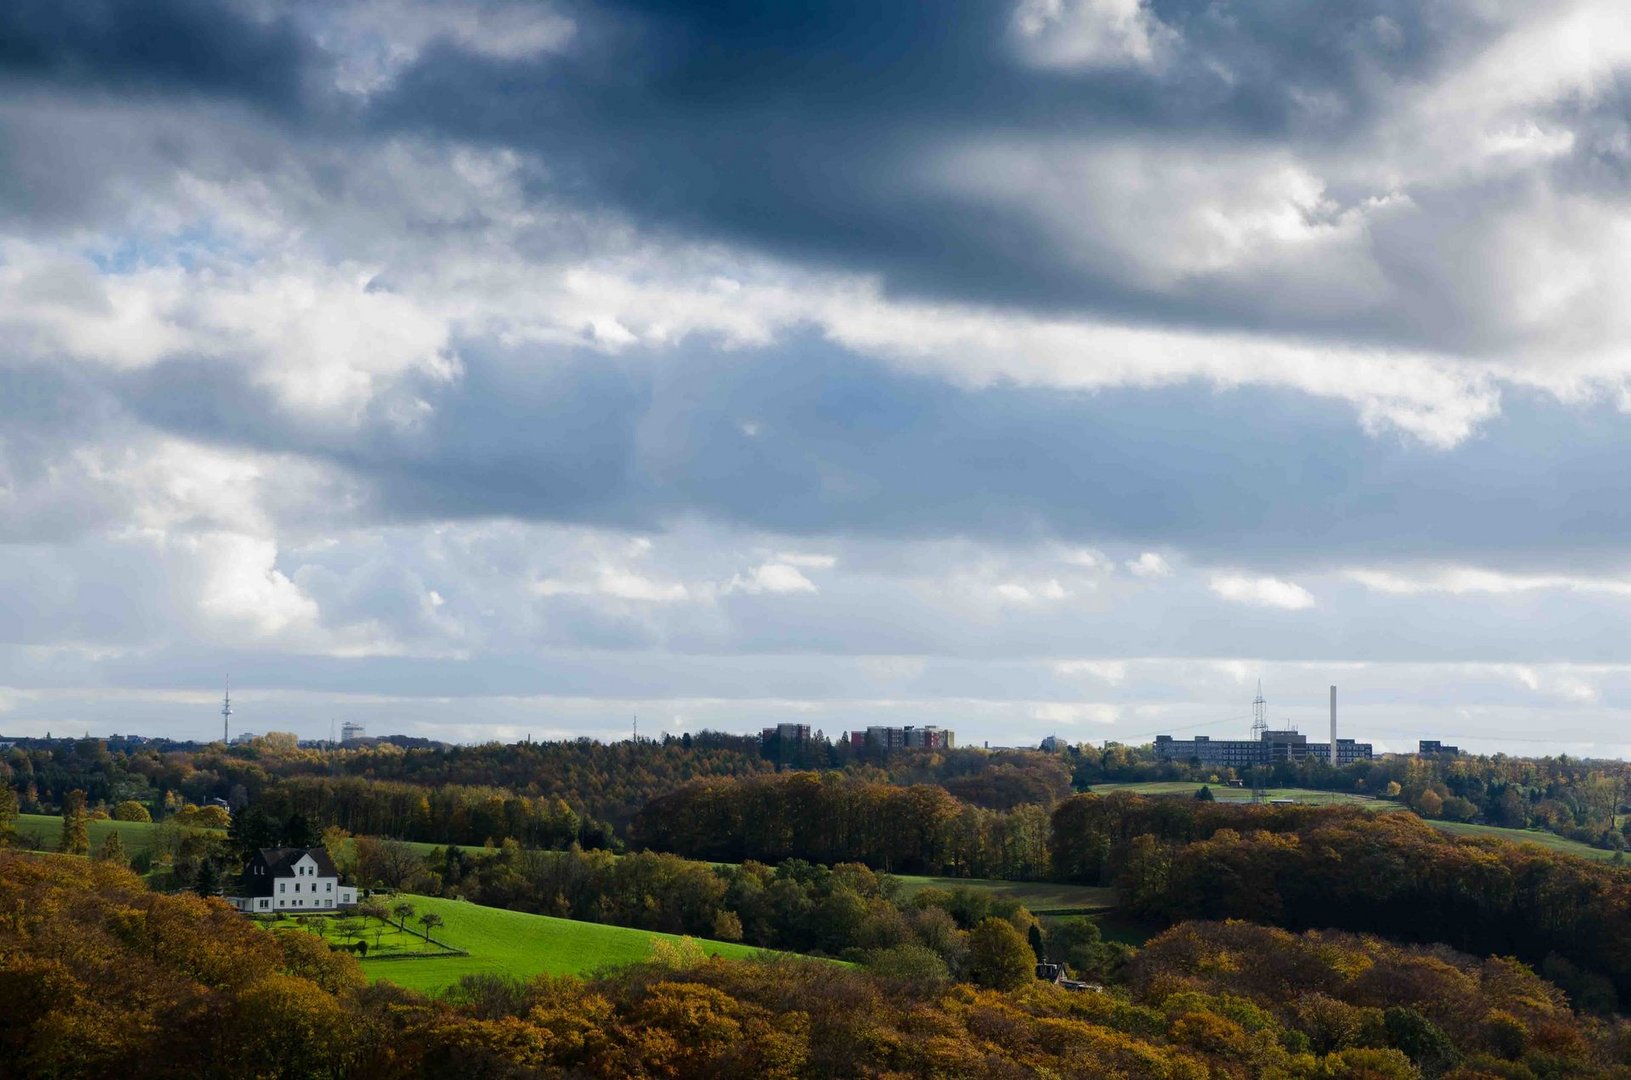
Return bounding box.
[5,0,1631,746]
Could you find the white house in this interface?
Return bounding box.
[227,847,358,914]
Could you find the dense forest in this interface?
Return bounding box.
[1054,794,1631,1011]
[631,772,1052,877]
[8,851,1631,1078]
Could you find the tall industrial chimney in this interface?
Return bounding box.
[1329,685,1337,766]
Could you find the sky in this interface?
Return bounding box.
[5,0,1631,753]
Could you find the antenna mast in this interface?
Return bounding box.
[222,677,233,743]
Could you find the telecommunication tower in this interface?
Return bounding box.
[222,677,233,743]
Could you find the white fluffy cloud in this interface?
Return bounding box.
[1209,574,1316,611]
[1010,0,1175,71]
[727,563,819,595]
[1126,552,1172,578]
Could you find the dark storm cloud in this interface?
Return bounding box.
[362,0,1494,341]
[0,0,323,112]
[0,0,1572,351]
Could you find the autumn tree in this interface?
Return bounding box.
[59,789,89,855]
[95,830,127,865]
[173,804,232,829]
[0,784,17,841]
[966,917,1034,990]
[113,800,152,822]
[356,835,422,889]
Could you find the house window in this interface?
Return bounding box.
[326,883,332,892]
[279,883,285,893]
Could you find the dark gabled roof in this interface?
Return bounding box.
[238,846,340,897]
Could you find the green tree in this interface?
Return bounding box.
[1383,1006,1459,1075]
[282,811,317,848]
[194,856,222,898]
[966,917,1034,991]
[1047,917,1115,980]
[59,789,90,856]
[392,900,416,931]
[1194,785,1215,802]
[95,830,128,865]
[418,911,444,948]
[229,805,278,861]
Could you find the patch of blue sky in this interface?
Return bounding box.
[83,224,251,275]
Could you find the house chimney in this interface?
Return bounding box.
[1329,685,1338,766]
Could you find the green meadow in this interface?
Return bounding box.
[12,811,222,855]
[890,874,1116,915]
[1084,781,1385,807]
[1425,818,1624,862]
[331,894,800,994]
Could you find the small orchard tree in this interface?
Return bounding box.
[335,918,364,945]
[391,901,416,931]
[418,912,444,948]
[356,902,390,948]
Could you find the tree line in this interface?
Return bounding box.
[630,771,1051,878]
[8,849,1631,1078]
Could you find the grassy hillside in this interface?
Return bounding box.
[11,812,223,855]
[352,894,793,994]
[12,813,497,866]
[1425,818,1623,862]
[1085,781,1386,807]
[891,874,1115,914]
